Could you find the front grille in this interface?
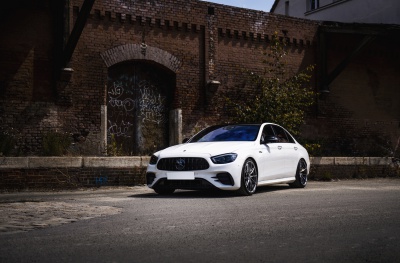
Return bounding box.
[157,157,210,171]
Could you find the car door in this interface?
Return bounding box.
[272,125,298,178]
[283,129,299,177]
[257,125,285,181]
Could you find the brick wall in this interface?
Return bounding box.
[66,0,319,151]
[0,167,147,190]
[1,0,319,156]
[1,0,398,157]
[0,0,59,154]
[0,156,148,190]
[305,32,400,156]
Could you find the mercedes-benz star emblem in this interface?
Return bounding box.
[175,158,186,171]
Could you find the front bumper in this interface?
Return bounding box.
[146,159,243,191]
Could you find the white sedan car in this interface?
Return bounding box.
[146,123,310,195]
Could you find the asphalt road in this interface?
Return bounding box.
[1,179,399,263]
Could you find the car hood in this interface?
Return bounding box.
[156,141,254,157]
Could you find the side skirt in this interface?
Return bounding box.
[257,177,296,186]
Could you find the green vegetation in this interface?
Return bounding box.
[42,131,71,156]
[226,32,315,136]
[0,131,16,156]
[107,134,125,156]
[303,142,322,157]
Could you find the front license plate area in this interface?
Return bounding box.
[167,172,195,180]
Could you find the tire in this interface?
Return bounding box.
[237,158,258,196]
[289,159,308,188]
[154,187,175,195]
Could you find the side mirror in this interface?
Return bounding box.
[182,138,190,143]
[261,135,279,144]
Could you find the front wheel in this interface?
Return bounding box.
[289,159,308,188]
[237,158,258,196]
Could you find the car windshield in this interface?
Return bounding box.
[190,125,261,142]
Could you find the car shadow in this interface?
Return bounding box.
[128,189,235,199]
[256,184,292,193]
[128,184,292,199]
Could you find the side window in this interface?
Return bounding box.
[284,130,295,143]
[272,125,289,143]
[261,125,275,143]
[309,0,319,11]
[285,1,289,16]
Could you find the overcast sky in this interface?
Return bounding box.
[200,0,275,12]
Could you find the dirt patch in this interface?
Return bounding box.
[0,201,122,233]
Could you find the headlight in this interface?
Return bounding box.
[149,155,159,165]
[211,153,238,164]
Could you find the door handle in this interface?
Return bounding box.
[294,147,298,150]
[278,146,282,150]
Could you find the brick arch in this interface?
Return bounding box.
[100,44,181,72]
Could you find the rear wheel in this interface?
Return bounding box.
[237,158,258,196]
[154,187,175,195]
[289,159,308,188]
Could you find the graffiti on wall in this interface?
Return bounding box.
[107,81,134,138]
[107,81,168,137]
[107,62,174,155]
[138,81,168,125]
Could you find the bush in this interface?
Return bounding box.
[107,134,125,156]
[0,131,15,156]
[303,142,322,157]
[42,131,71,156]
[225,32,315,136]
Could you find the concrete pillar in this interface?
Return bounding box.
[169,109,182,146]
[100,105,107,155]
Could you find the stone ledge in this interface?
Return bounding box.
[310,157,394,166]
[141,156,150,167]
[83,157,142,168]
[0,157,395,169]
[369,157,392,166]
[0,157,29,169]
[28,157,83,168]
[334,157,368,166]
[310,157,334,165]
